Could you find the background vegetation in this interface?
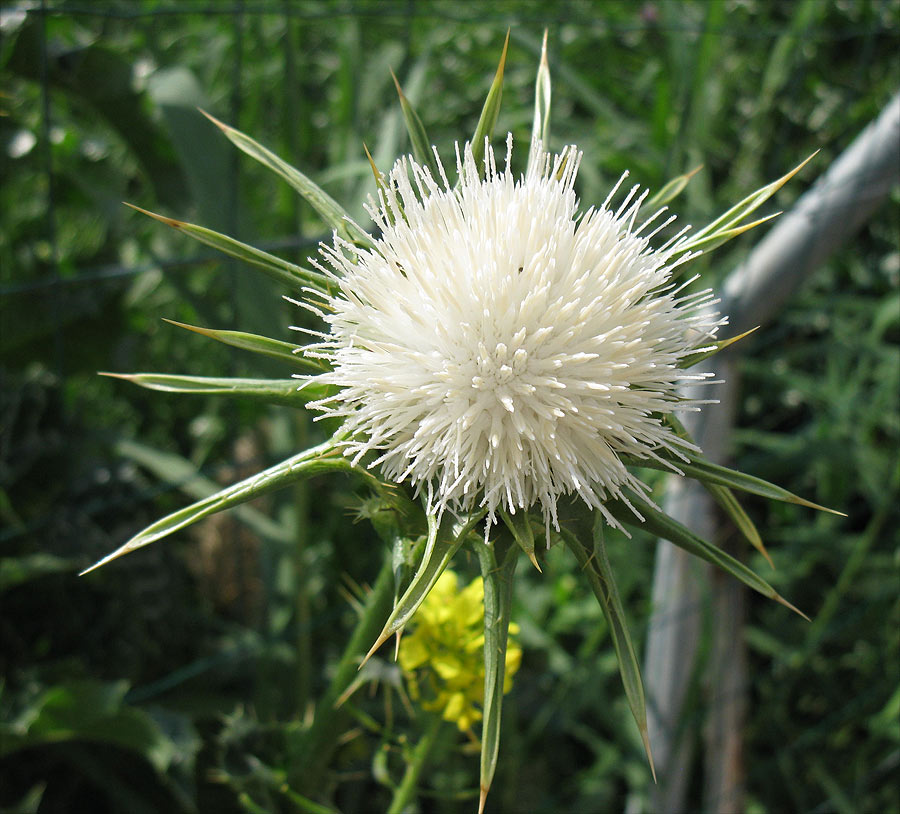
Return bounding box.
[1,1,898,812]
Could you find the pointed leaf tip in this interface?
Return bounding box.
[80,439,344,574]
[364,511,481,674]
[389,66,403,98]
[793,497,847,517]
[644,730,658,783]
[202,109,373,248]
[160,320,320,371]
[359,631,391,671]
[124,202,183,229]
[501,507,541,573]
[470,30,511,172]
[391,67,438,176]
[79,551,120,576]
[125,205,328,291]
[704,482,773,569]
[531,27,552,149]
[198,107,228,131]
[362,142,379,177]
[774,593,811,622]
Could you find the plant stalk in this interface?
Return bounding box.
[387,713,444,814]
[290,555,395,792]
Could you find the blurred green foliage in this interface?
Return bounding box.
[1,1,897,812]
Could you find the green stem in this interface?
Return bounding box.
[294,414,311,719]
[289,555,395,792]
[387,713,444,814]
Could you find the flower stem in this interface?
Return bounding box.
[289,555,395,792]
[387,713,444,814]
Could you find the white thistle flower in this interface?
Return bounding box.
[303,135,722,537]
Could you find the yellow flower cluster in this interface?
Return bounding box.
[398,571,522,733]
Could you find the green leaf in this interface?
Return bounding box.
[125,204,329,292]
[390,69,439,178]
[677,153,816,256]
[100,372,329,408]
[162,319,325,372]
[704,482,773,568]
[679,212,781,256]
[645,164,702,209]
[200,110,374,248]
[473,534,519,814]
[361,510,486,664]
[562,519,655,779]
[0,679,196,775]
[470,30,510,174]
[500,507,541,572]
[652,415,842,516]
[531,29,551,147]
[677,327,759,369]
[116,438,293,544]
[80,438,350,574]
[390,535,421,628]
[677,455,842,515]
[607,496,808,619]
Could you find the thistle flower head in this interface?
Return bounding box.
[306,135,721,536]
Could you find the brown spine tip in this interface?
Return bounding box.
[358,629,391,670]
[389,67,404,99]
[198,108,229,131]
[774,593,811,622]
[123,202,183,229]
[161,318,213,338]
[497,29,510,77]
[640,727,657,783]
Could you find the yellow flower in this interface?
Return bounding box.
[398,571,522,733]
